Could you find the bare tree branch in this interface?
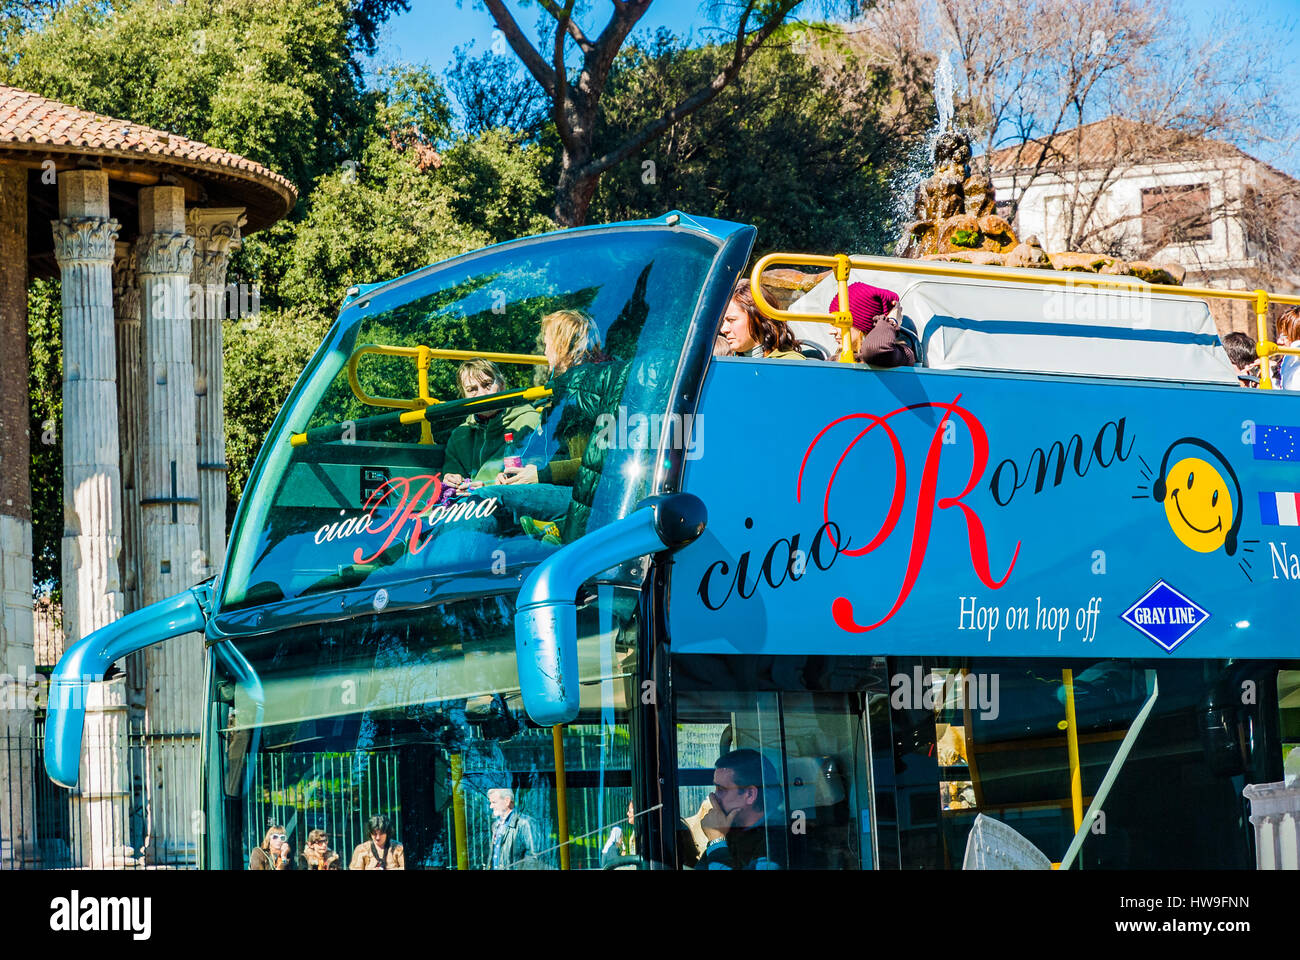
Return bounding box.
[582,0,794,180]
[481,0,558,100]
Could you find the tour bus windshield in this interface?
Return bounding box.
[220,226,721,611]
[209,584,641,869]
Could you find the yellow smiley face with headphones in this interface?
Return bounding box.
[1160,456,1234,553]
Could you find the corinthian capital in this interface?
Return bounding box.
[187,207,246,285]
[51,217,121,266]
[135,232,196,277]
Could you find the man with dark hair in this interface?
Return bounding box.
[349,814,405,870]
[1222,331,1260,386]
[696,749,786,870]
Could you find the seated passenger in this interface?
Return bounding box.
[1276,306,1300,390]
[696,749,787,870]
[349,814,405,870]
[827,282,915,368]
[1222,331,1260,387]
[720,278,806,360]
[249,825,293,870]
[298,828,342,870]
[498,307,610,490]
[441,358,541,493]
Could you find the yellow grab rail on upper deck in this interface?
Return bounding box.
[749,252,1300,388]
[346,344,548,442]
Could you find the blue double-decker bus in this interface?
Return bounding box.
[46,212,1300,869]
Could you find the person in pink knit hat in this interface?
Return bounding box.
[827,282,915,367]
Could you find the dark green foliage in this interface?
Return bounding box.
[589,24,919,256]
[27,277,60,597]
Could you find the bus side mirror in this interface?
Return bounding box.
[514,493,706,725]
[45,584,212,788]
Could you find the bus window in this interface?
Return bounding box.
[673,660,876,870]
[205,584,642,870]
[868,658,1297,869]
[1280,670,1300,779]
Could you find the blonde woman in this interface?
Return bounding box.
[249,825,293,870]
[498,308,608,488]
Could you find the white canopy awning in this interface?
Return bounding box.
[784,258,1238,385]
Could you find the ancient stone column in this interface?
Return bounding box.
[113,240,142,617]
[52,170,130,870]
[0,162,37,868]
[74,676,133,867]
[114,240,150,854]
[52,171,124,643]
[135,186,200,865]
[187,208,245,582]
[1243,781,1300,870]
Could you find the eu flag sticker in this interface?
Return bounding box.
[1252,424,1300,462]
[1120,580,1209,653]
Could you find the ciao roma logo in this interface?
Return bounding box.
[698,395,1136,633]
[313,474,499,562]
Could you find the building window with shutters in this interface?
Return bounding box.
[1141,183,1212,246]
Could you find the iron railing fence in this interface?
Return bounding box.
[0,717,200,869]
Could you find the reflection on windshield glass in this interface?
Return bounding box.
[211,588,641,870]
[222,228,719,610]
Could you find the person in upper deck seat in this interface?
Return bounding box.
[827,282,915,368]
[1275,306,1300,390]
[496,308,627,543]
[441,358,541,493]
[1222,331,1261,387]
[720,278,806,360]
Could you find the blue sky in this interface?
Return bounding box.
[367,0,1300,171]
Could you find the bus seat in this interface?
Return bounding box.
[797,339,831,361]
[896,318,924,366]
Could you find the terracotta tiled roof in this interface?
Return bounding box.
[0,84,296,224]
[987,116,1243,175]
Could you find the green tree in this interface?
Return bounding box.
[480,0,829,226]
[590,24,928,255]
[3,0,408,192]
[27,277,60,597]
[225,70,554,512]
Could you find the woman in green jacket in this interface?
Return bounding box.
[441,358,542,493]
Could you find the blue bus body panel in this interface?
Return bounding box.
[671,358,1300,658]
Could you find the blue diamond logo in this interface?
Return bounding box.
[1120,580,1209,653]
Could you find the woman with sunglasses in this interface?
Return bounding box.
[298,828,342,870]
[249,825,294,870]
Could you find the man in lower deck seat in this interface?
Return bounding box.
[696,749,787,869]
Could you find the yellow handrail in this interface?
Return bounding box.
[1061,669,1083,834]
[552,724,570,870]
[749,252,1300,386]
[346,344,549,442]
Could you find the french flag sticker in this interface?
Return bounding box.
[1258,491,1300,526]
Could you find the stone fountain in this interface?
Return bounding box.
[902,131,1016,260]
[755,129,1186,311]
[902,130,1185,284]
